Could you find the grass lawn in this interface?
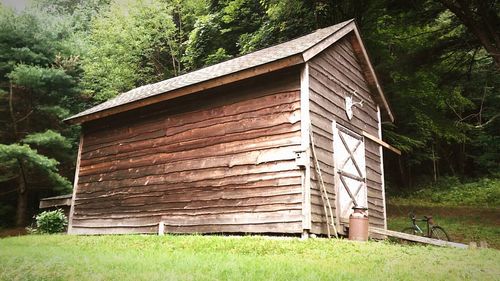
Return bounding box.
[0,235,499,281]
[387,204,500,249]
[386,177,500,249]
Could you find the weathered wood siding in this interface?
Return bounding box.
[70,70,305,234]
[308,36,385,235]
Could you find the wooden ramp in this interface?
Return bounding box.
[370,227,468,249]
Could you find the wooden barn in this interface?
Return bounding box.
[65,19,397,238]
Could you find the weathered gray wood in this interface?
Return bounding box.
[79,145,301,182]
[309,84,378,133]
[82,92,301,151]
[75,191,303,211]
[72,210,303,227]
[158,222,164,236]
[70,24,394,237]
[309,37,386,235]
[376,105,388,230]
[313,54,372,98]
[309,59,377,114]
[370,227,468,249]
[302,20,355,61]
[74,90,305,235]
[310,130,338,238]
[71,222,303,235]
[67,54,305,125]
[82,109,301,160]
[363,131,401,155]
[77,177,302,200]
[82,125,301,167]
[349,29,393,122]
[75,185,303,207]
[300,63,312,232]
[82,71,301,139]
[39,194,72,209]
[73,203,303,220]
[82,124,301,166]
[79,171,302,196]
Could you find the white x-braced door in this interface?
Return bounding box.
[333,124,367,222]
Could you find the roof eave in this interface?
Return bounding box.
[349,23,394,123]
[66,19,395,124]
[65,54,305,125]
[302,19,355,61]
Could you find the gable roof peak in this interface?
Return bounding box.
[67,19,393,124]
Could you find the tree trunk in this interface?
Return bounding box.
[15,176,28,227]
[439,0,500,69]
[15,159,28,227]
[9,82,19,139]
[431,145,437,182]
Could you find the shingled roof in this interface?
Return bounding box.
[67,19,393,124]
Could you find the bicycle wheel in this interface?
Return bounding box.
[401,227,419,236]
[397,227,420,245]
[430,226,450,241]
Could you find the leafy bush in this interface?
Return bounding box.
[34,209,68,234]
[389,177,500,207]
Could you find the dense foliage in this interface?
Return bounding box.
[0,4,88,225]
[389,177,500,207]
[0,0,498,226]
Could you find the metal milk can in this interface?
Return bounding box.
[348,206,369,241]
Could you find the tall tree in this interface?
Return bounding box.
[369,0,499,187]
[438,0,500,68]
[0,5,84,225]
[82,0,205,103]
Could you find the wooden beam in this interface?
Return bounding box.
[310,130,338,238]
[67,134,83,234]
[66,55,304,125]
[370,227,468,249]
[158,222,165,236]
[331,120,342,234]
[300,63,312,231]
[377,106,388,231]
[39,197,72,209]
[362,131,401,155]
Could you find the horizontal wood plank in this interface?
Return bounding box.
[308,38,386,234]
[370,227,468,249]
[74,90,305,235]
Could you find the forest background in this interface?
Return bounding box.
[0,0,498,226]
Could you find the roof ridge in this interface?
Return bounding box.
[128,19,353,97]
[66,19,356,123]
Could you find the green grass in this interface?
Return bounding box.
[386,177,500,248]
[1,235,499,281]
[387,205,500,248]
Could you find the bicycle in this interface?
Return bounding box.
[401,212,450,241]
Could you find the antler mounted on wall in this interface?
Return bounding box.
[345,91,363,120]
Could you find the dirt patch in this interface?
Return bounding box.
[0,227,28,238]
